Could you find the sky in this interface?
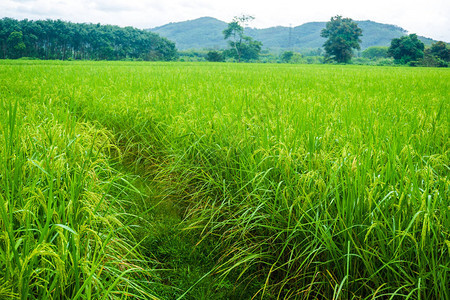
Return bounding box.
[1,0,449,42]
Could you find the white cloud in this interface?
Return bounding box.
[1,0,449,41]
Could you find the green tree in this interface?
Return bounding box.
[361,46,388,59]
[206,50,224,62]
[223,15,262,62]
[0,18,17,58]
[320,16,362,63]
[7,30,26,58]
[416,41,450,67]
[428,41,450,62]
[236,37,262,61]
[281,51,294,63]
[387,34,424,64]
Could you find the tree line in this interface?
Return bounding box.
[316,16,449,67]
[0,18,177,61]
[204,15,449,67]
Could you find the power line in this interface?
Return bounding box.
[288,23,293,50]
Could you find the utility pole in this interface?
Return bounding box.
[288,24,293,50]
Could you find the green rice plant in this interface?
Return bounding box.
[0,67,160,299]
[1,60,448,299]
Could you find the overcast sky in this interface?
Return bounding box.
[2,0,449,42]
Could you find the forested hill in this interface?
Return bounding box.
[148,17,436,51]
[0,18,177,60]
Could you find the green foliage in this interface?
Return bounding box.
[361,46,388,59]
[223,16,262,62]
[224,37,262,62]
[428,41,450,62]
[350,57,395,66]
[407,41,450,68]
[178,49,208,62]
[321,16,363,63]
[300,47,323,56]
[258,51,321,64]
[281,50,294,62]
[6,31,26,58]
[411,41,450,67]
[416,54,448,67]
[375,57,395,66]
[206,50,224,62]
[388,34,425,64]
[0,18,177,60]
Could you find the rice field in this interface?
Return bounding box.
[0,60,449,299]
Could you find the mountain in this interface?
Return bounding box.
[149,17,227,50]
[148,17,437,52]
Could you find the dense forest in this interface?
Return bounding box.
[0,18,177,61]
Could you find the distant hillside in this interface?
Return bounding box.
[148,17,437,51]
[149,17,227,50]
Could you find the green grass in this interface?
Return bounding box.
[0,60,449,299]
